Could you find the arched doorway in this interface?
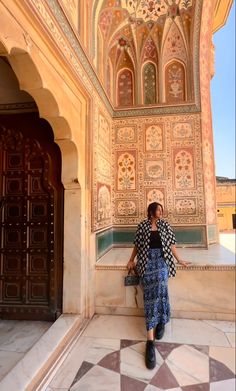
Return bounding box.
[0,57,64,321]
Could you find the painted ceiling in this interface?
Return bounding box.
[94,0,195,106]
[96,0,194,70]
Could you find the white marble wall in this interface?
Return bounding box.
[95,267,235,321]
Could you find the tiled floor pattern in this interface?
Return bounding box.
[68,339,235,391]
[46,315,235,391]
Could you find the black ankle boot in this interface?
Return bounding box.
[145,339,156,369]
[155,323,165,340]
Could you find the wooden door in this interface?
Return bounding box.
[0,113,64,321]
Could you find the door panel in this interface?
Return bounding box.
[0,113,64,321]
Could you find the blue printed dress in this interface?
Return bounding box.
[139,230,171,331]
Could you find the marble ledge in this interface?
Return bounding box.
[95,263,236,271]
[0,314,88,391]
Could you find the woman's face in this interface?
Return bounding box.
[152,205,163,219]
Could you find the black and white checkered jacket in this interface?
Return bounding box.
[133,218,177,278]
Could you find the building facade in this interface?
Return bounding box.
[216,176,236,231]
[0,0,233,321]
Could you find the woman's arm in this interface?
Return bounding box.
[127,222,142,269]
[171,244,181,263]
[171,243,192,267]
[127,245,138,270]
[129,245,138,262]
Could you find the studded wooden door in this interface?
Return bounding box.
[0,114,64,321]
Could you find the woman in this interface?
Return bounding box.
[126,202,192,370]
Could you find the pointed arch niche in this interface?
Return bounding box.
[141,37,158,104]
[115,48,135,107]
[164,60,187,103]
[116,68,134,107]
[142,61,157,104]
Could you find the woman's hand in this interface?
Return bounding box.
[177,259,192,267]
[126,259,136,270]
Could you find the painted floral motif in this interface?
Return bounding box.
[145,124,163,151]
[174,149,194,189]
[97,184,111,221]
[165,61,185,102]
[99,10,113,39]
[120,0,168,22]
[117,69,133,106]
[120,0,192,23]
[175,198,197,215]
[117,200,137,215]
[143,62,157,104]
[146,189,165,210]
[142,37,158,63]
[116,126,136,142]
[145,160,164,179]
[172,122,193,138]
[162,22,187,65]
[117,152,136,190]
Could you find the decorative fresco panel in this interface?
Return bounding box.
[172,122,194,139]
[162,21,188,66]
[145,124,163,151]
[143,62,157,104]
[175,198,198,216]
[92,103,113,231]
[142,38,158,63]
[97,182,111,222]
[117,69,134,107]
[115,199,139,217]
[173,147,195,190]
[144,160,164,180]
[165,61,186,103]
[115,126,137,143]
[94,0,195,107]
[112,113,205,226]
[145,188,166,215]
[116,150,137,191]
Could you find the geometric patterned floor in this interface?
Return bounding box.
[69,339,235,391]
[44,315,235,391]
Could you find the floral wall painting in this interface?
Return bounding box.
[117,69,134,107]
[145,124,163,151]
[116,151,136,191]
[94,0,194,107]
[174,148,195,189]
[143,62,157,104]
[97,182,112,222]
[165,61,186,103]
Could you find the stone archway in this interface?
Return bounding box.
[0,32,86,317]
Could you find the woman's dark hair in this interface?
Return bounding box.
[147,202,163,219]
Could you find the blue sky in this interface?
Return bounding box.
[211,1,235,179]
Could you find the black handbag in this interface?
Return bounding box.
[124,268,140,286]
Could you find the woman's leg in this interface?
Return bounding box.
[147,328,154,341]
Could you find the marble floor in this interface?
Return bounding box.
[0,319,53,382]
[45,314,235,391]
[97,232,236,266]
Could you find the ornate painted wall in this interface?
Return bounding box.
[92,101,113,231]
[93,0,195,107]
[112,114,205,226]
[1,0,227,245]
